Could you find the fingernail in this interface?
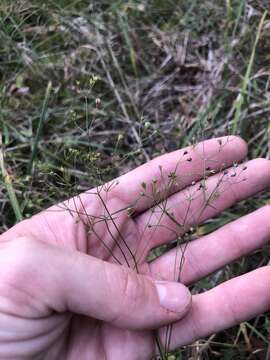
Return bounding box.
[155,281,191,313]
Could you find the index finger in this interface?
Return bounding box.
[111,136,247,214]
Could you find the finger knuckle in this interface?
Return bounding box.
[107,266,146,324]
[120,269,145,306]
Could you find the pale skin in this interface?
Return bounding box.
[0,136,270,359]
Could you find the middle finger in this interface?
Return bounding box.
[136,158,270,255]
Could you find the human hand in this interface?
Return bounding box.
[1,136,270,359]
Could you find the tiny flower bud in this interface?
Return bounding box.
[95,98,101,108]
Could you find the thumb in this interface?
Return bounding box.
[4,237,191,330]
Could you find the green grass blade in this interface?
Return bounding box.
[28,81,52,174]
[244,321,270,346]
[0,135,23,222]
[231,11,267,135]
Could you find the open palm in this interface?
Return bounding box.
[1,136,270,359]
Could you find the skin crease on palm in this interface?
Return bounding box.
[0,136,270,359]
